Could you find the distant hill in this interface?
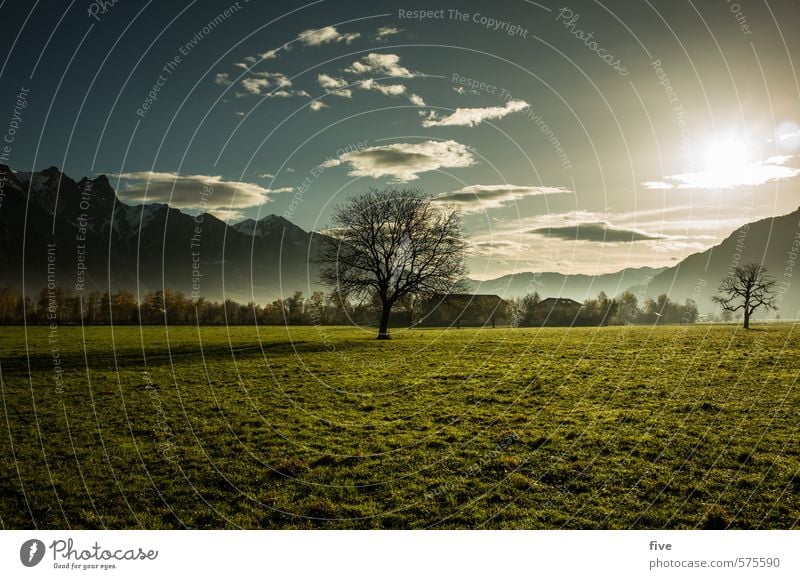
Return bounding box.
[467,267,665,304]
[469,209,800,317]
[632,209,800,317]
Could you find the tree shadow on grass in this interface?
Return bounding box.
[0,339,364,375]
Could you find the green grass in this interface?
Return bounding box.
[1,323,799,529]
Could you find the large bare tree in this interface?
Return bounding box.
[318,187,467,339]
[712,263,777,329]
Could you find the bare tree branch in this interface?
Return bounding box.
[712,263,777,329]
[317,187,468,339]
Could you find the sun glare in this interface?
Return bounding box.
[704,137,749,173]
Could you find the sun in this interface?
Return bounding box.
[704,137,750,173]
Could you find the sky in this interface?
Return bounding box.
[1,0,800,279]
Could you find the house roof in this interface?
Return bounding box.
[427,293,509,305]
[538,297,582,307]
[434,293,503,299]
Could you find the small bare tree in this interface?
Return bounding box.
[318,187,467,339]
[712,263,777,329]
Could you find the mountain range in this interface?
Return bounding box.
[0,165,331,303]
[0,165,798,316]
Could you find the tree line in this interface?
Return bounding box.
[507,291,700,326]
[0,285,355,325]
[0,284,704,327]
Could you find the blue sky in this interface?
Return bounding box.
[2,0,800,278]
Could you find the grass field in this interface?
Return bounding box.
[1,323,799,529]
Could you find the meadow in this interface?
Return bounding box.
[0,323,798,529]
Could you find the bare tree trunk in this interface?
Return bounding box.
[377,302,392,339]
[743,306,750,329]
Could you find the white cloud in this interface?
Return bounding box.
[255,71,292,87]
[211,209,246,222]
[436,184,570,213]
[115,172,272,216]
[300,26,360,46]
[323,139,476,181]
[240,71,293,94]
[317,73,352,98]
[258,47,282,60]
[408,93,426,106]
[641,181,673,190]
[645,154,800,189]
[263,186,294,194]
[358,78,407,96]
[375,26,402,40]
[310,100,329,111]
[240,72,309,98]
[214,73,232,86]
[528,221,667,243]
[259,173,275,179]
[470,239,531,257]
[230,45,288,73]
[345,53,416,78]
[237,68,291,85]
[422,99,529,128]
[241,77,271,95]
[318,73,347,89]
